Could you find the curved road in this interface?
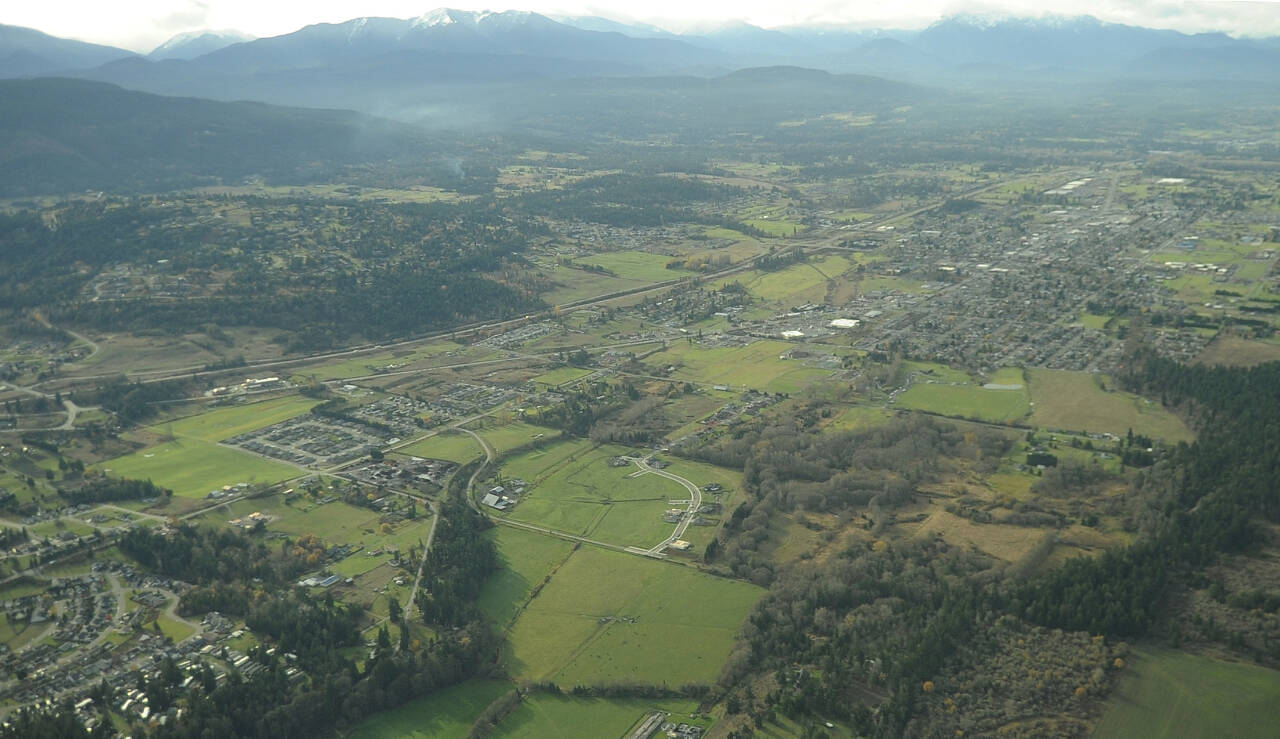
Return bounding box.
[631,457,702,555]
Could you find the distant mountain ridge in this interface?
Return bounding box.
[4,10,1277,112]
[0,24,133,78]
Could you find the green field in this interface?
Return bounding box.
[478,527,574,628]
[1093,649,1280,739]
[896,370,1030,424]
[726,255,850,303]
[156,395,319,442]
[475,422,561,456]
[646,340,834,393]
[400,432,484,463]
[504,546,762,685]
[574,251,693,282]
[346,679,513,739]
[1027,369,1193,442]
[500,443,682,547]
[99,439,301,498]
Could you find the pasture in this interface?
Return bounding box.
[1195,335,1280,367]
[1026,369,1192,442]
[477,527,574,629]
[99,439,301,498]
[473,421,560,455]
[725,255,851,303]
[1093,648,1280,739]
[503,546,762,686]
[346,679,513,739]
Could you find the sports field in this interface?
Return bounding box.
[99,439,301,498]
[504,546,762,686]
[1026,369,1192,442]
[1093,648,1280,739]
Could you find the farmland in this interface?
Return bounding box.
[346,680,512,739]
[1026,369,1193,442]
[1093,649,1280,739]
[503,546,763,686]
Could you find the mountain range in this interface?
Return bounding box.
[1,10,1277,127]
[5,10,1279,80]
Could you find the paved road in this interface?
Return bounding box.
[630,457,702,555]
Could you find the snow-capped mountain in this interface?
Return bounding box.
[149,30,254,60]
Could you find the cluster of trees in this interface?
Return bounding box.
[61,477,169,505]
[118,524,312,588]
[73,377,196,424]
[717,350,1280,735]
[415,463,497,627]
[691,415,1009,582]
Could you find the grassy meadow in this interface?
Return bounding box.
[503,546,762,686]
[1093,649,1280,739]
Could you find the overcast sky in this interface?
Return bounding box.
[7,0,1280,52]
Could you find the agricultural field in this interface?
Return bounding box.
[98,439,301,498]
[472,421,560,456]
[645,340,834,393]
[155,395,320,442]
[541,265,666,305]
[1195,335,1280,367]
[1093,649,1280,739]
[724,255,851,303]
[478,527,575,629]
[503,546,763,686]
[1026,369,1193,442]
[346,679,513,739]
